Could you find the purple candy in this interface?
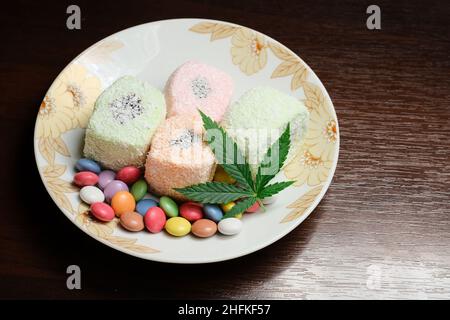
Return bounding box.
[98,170,116,190]
[104,180,128,202]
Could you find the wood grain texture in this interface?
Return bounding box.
[0,0,449,299]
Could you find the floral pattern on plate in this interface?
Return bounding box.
[34,19,339,262]
[190,20,339,224]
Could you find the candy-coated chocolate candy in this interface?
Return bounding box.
[90,202,115,222]
[160,196,179,218]
[213,166,236,184]
[73,171,98,187]
[221,201,236,212]
[262,196,277,205]
[180,202,203,222]
[116,166,141,185]
[104,180,128,202]
[120,211,144,232]
[246,201,260,213]
[185,202,203,208]
[165,217,191,237]
[80,186,104,204]
[136,199,158,216]
[221,201,245,218]
[191,219,217,238]
[142,193,159,201]
[75,158,101,174]
[203,204,223,222]
[131,179,147,201]
[111,191,135,216]
[98,170,116,190]
[218,218,242,235]
[144,207,166,233]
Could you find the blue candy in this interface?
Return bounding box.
[203,204,223,222]
[136,199,158,216]
[75,158,101,174]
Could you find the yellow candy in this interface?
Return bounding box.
[221,202,243,219]
[214,166,236,184]
[165,217,191,237]
[221,201,236,212]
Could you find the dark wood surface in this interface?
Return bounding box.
[1,0,449,299]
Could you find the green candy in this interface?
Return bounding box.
[160,196,179,217]
[131,179,147,201]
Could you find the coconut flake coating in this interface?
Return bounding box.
[165,61,233,121]
[83,76,166,170]
[145,115,216,201]
[221,86,309,175]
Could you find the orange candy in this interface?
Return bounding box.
[111,191,135,216]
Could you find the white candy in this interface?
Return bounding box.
[218,218,242,236]
[80,186,105,204]
[262,195,277,205]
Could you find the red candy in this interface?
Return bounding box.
[246,201,260,213]
[185,201,203,208]
[74,171,98,187]
[90,202,115,222]
[180,202,203,222]
[144,207,166,233]
[116,166,141,185]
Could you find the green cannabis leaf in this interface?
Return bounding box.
[255,123,291,193]
[199,110,254,191]
[173,182,252,204]
[258,181,295,199]
[222,197,257,219]
[174,111,295,219]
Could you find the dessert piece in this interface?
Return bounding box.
[83,76,166,170]
[221,86,309,174]
[164,61,233,121]
[144,115,216,201]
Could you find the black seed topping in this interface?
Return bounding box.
[110,93,144,125]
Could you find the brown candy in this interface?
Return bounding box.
[120,211,144,232]
[191,219,217,238]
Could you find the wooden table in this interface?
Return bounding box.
[1,0,449,299]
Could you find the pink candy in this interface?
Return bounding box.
[180,202,203,222]
[73,171,98,187]
[116,166,141,185]
[90,202,115,222]
[144,207,166,233]
[246,201,260,213]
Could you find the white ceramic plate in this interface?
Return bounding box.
[34,19,339,263]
